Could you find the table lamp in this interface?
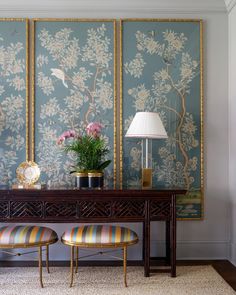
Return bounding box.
[125,112,168,189]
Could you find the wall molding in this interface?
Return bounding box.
[0,4,227,15]
[226,0,236,12]
[230,242,236,266]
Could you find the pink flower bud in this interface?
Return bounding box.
[57,135,65,145]
[63,131,71,138]
[86,122,103,138]
[69,130,76,137]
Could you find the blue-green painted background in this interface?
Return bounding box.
[0,20,27,186]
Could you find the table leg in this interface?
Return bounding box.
[170,194,176,277]
[144,201,150,277]
[142,221,145,265]
[166,220,170,265]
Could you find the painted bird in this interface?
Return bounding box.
[51,68,68,88]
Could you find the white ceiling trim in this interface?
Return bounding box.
[226,0,236,12]
[0,4,227,14]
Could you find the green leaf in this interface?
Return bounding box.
[63,134,111,171]
[97,160,112,170]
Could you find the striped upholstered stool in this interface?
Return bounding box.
[61,225,138,287]
[0,225,58,288]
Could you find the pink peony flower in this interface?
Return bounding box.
[86,122,102,138]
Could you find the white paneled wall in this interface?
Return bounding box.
[229,2,236,266]
[0,0,230,261]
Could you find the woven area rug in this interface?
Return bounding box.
[0,265,235,295]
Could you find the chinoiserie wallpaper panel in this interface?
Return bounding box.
[120,20,203,219]
[0,18,204,219]
[0,19,28,186]
[32,19,116,188]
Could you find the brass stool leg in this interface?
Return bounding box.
[70,246,74,288]
[123,246,127,287]
[75,247,79,274]
[38,246,43,288]
[46,245,50,273]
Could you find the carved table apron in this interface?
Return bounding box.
[0,189,186,277]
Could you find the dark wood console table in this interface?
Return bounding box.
[0,188,186,277]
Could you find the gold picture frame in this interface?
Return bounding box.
[31,19,117,188]
[120,19,204,220]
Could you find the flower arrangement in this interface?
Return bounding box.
[57,122,111,174]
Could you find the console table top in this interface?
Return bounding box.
[0,188,186,197]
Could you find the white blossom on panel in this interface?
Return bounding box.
[72,68,93,91]
[36,54,49,68]
[136,31,164,55]
[124,53,146,78]
[162,30,187,63]
[1,95,24,133]
[37,72,54,95]
[0,42,25,76]
[5,135,25,151]
[7,76,25,91]
[82,24,112,69]
[127,84,150,111]
[64,92,85,112]
[38,28,80,70]
[40,97,60,120]
[94,81,113,110]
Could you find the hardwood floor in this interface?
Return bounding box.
[1,259,236,291]
[177,260,236,291]
[205,260,236,291]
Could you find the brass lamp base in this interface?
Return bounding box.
[142,168,152,189]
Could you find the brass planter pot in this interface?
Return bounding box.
[88,172,103,189]
[74,172,88,189]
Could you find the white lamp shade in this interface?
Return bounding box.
[125,112,168,139]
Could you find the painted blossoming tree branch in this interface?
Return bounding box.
[125,28,199,193]
[0,28,26,185]
[36,23,114,187]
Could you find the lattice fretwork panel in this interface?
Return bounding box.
[0,201,9,218]
[78,201,111,218]
[10,201,43,218]
[112,201,145,218]
[45,202,76,217]
[150,201,170,219]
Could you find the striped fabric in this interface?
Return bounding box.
[62,225,138,245]
[0,225,58,246]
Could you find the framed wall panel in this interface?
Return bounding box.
[32,19,116,188]
[0,18,29,186]
[120,19,203,219]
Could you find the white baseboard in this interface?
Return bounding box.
[151,240,230,260]
[229,242,236,266]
